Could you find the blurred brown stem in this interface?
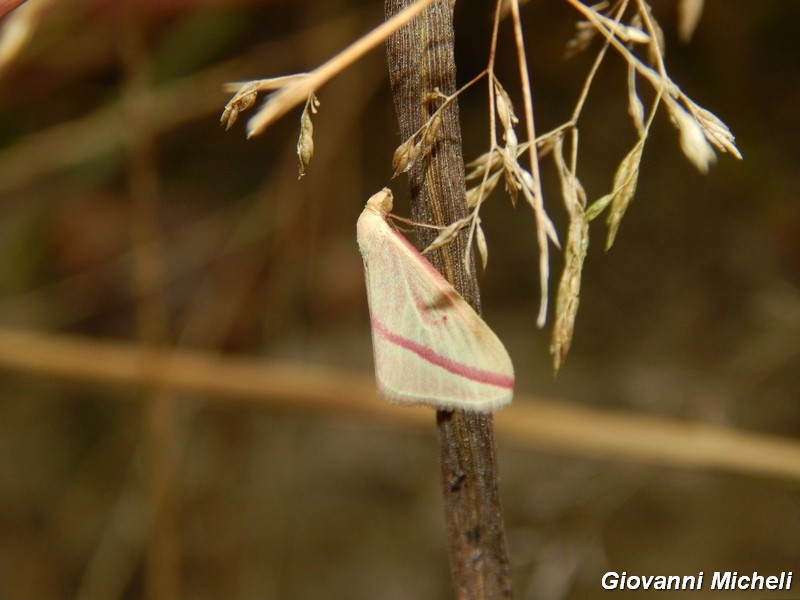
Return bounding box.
[385,0,512,597]
[118,4,181,600]
[2,328,800,482]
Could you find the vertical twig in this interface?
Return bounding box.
[385,1,513,597]
[118,3,181,600]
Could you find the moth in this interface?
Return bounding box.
[357,188,514,413]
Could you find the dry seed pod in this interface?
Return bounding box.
[422,217,469,255]
[475,219,488,270]
[297,94,319,178]
[667,99,716,173]
[422,112,442,146]
[690,104,741,158]
[220,81,260,130]
[493,80,518,132]
[550,215,587,373]
[466,170,502,209]
[297,111,313,178]
[392,136,422,177]
[466,148,503,180]
[605,144,643,249]
[627,64,645,136]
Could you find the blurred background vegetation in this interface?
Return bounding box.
[0,0,798,598]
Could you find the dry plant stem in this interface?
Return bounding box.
[567,0,673,96]
[569,0,629,123]
[507,0,548,328]
[245,0,435,136]
[118,5,181,600]
[385,0,512,597]
[3,328,800,483]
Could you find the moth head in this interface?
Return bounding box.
[365,188,393,215]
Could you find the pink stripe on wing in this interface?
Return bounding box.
[371,317,513,389]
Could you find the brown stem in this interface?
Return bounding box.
[118,4,181,599]
[385,1,512,597]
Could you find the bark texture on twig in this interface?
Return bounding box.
[385,1,512,596]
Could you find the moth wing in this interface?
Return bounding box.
[359,212,513,413]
